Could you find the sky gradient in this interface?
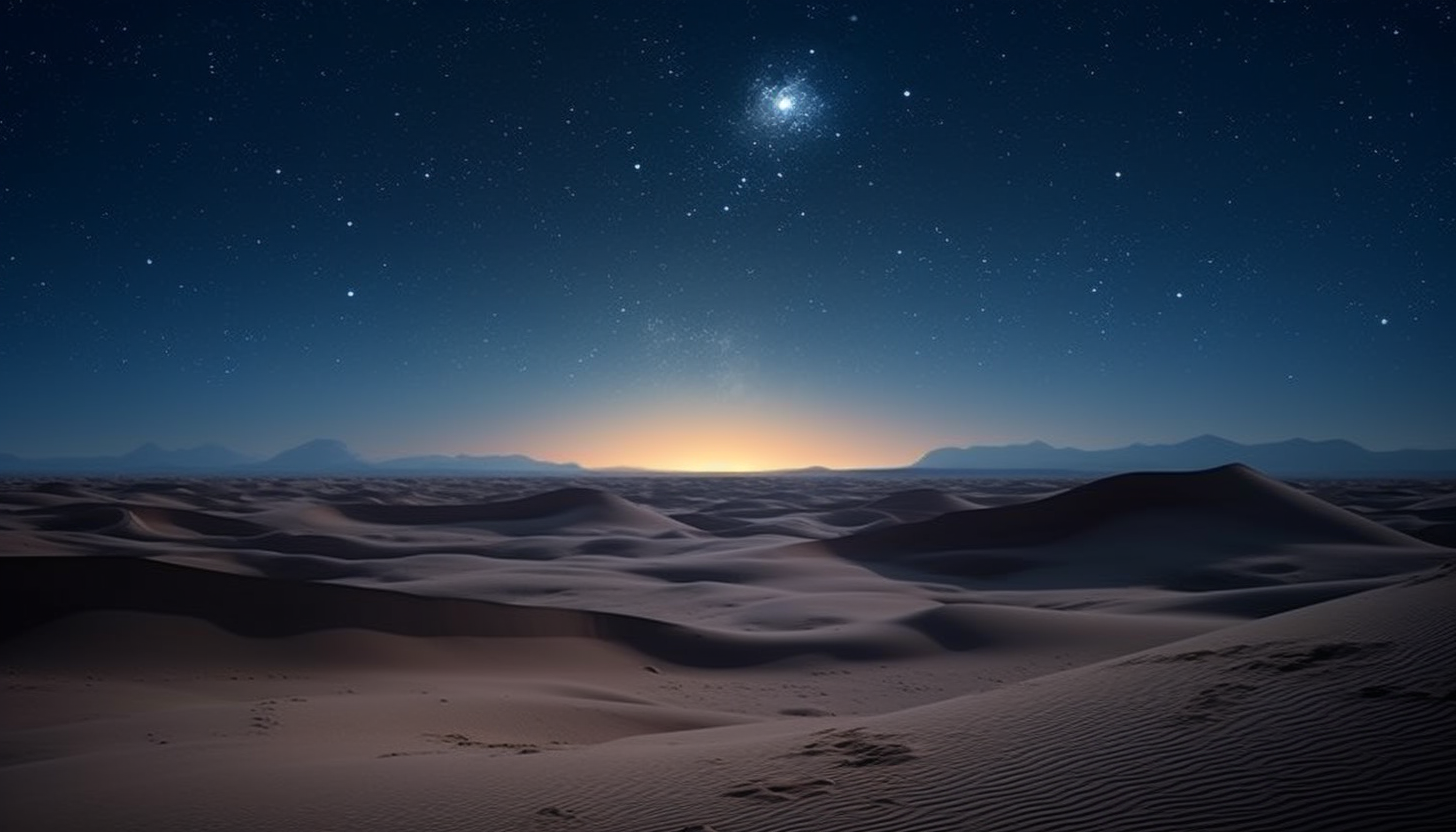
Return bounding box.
[4,2,1453,470]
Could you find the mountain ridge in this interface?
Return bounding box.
[0,439,582,476]
[1,435,1453,476]
[913,435,1456,476]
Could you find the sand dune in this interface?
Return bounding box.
[817,465,1446,591]
[831,464,1424,551]
[1,467,1452,830]
[865,487,986,519]
[331,486,702,536]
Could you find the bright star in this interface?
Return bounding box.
[747,74,827,147]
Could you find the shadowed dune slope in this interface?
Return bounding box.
[0,556,1138,667]
[829,464,1426,555]
[329,486,696,535]
[28,501,271,538]
[0,555,603,641]
[864,488,985,518]
[797,465,1453,591]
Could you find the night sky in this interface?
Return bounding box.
[4,2,1453,471]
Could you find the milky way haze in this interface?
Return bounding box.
[3,2,1453,470]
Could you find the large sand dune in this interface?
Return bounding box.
[2,466,1452,830]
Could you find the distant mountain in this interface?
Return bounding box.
[376,453,582,474]
[0,439,580,476]
[256,438,367,472]
[4,435,1452,477]
[0,443,260,474]
[913,435,1456,477]
[120,442,256,469]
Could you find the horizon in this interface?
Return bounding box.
[7,432,1456,475]
[12,428,1456,474]
[4,5,1452,470]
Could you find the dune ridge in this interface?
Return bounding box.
[814,464,1445,589]
[0,555,1222,668]
[330,486,699,535]
[832,463,1425,552]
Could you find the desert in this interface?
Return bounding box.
[1,465,1453,831]
[9,2,1453,828]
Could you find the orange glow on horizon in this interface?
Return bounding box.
[493,396,943,472]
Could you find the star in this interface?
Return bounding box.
[747,74,827,145]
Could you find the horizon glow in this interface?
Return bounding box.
[496,394,953,471]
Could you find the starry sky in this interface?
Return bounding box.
[3,2,1453,471]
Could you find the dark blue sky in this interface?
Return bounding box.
[4,1,1453,470]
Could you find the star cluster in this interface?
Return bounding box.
[748,72,830,147]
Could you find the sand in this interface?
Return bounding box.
[2,465,1452,830]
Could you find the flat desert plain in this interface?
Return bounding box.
[2,465,1453,831]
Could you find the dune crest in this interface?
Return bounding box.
[333,486,698,535]
[816,465,1445,589]
[838,464,1428,550]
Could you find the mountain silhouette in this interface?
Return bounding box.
[914,435,1456,476]
[257,439,367,472]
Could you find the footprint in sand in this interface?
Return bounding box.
[1179,681,1259,723]
[722,777,836,802]
[248,699,280,733]
[423,732,555,754]
[787,727,917,767]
